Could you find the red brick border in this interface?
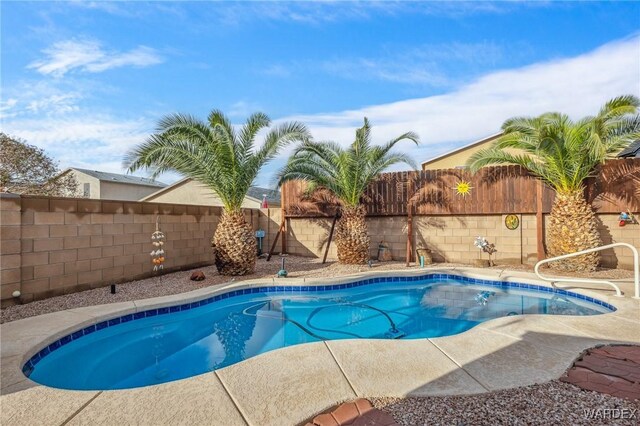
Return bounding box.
[561,345,640,400]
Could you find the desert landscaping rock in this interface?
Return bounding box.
[189,270,206,281]
[1,256,412,323]
[371,380,640,426]
[1,256,633,324]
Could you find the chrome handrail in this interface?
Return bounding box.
[534,243,639,299]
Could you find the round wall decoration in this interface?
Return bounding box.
[505,214,519,230]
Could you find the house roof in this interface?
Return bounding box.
[140,177,281,205]
[69,168,167,188]
[421,132,503,167]
[618,140,640,158]
[247,186,281,204]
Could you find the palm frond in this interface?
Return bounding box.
[466,95,640,194]
[278,118,419,208]
[126,109,309,212]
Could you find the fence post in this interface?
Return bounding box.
[406,173,414,266]
[536,180,545,261]
[281,183,287,255]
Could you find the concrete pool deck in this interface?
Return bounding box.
[1,267,639,426]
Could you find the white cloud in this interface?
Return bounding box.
[251,35,640,186]
[5,35,639,189]
[228,101,263,119]
[0,80,85,119]
[4,114,151,159]
[28,39,163,77]
[202,1,543,27]
[262,64,292,78]
[264,41,505,86]
[26,93,81,115]
[285,35,640,147]
[0,98,19,119]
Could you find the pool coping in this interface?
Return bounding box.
[2,266,639,426]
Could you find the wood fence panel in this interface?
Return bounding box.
[281,159,640,217]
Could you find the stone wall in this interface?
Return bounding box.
[286,213,638,268]
[580,214,640,269]
[285,214,538,264]
[0,193,281,306]
[2,191,638,305]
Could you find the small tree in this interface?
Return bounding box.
[467,95,640,272]
[278,118,419,264]
[0,133,79,196]
[125,110,310,276]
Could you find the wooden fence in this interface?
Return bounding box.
[281,159,640,217]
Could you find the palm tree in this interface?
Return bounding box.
[467,95,640,272]
[125,110,310,275]
[278,118,419,264]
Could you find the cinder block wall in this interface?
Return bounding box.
[287,213,638,268]
[258,208,282,256]
[1,194,22,302]
[414,214,538,264]
[555,213,640,269]
[286,214,537,264]
[0,194,280,305]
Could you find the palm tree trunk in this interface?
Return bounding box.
[212,210,256,275]
[335,205,370,264]
[547,191,601,272]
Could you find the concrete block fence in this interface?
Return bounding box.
[1,192,638,305]
[285,213,640,269]
[0,193,281,306]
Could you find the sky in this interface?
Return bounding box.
[2,1,640,188]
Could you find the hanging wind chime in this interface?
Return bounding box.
[151,216,166,271]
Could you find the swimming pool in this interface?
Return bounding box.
[24,274,614,390]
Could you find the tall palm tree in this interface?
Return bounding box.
[278,118,419,264]
[126,110,310,275]
[467,95,640,272]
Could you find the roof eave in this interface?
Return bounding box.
[420,132,503,167]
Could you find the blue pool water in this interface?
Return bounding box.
[25,275,614,390]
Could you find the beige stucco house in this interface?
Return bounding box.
[59,168,167,201]
[140,178,281,208]
[421,133,504,170]
[422,133,640,171]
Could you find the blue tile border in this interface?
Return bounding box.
[23,272,616,377]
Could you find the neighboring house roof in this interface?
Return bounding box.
[139,177,281,205]
[247,186,281,205]
[618,140,640,158]
[421,132,503,167]
[68,168,167,188]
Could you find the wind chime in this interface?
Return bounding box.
[151,216,166,271]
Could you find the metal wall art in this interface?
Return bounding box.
[505,214,520,230]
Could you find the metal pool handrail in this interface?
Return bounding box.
[534,242,640,299]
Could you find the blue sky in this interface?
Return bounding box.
[2,1,639,188]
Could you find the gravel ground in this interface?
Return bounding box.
[1,256,634,324]
[483,263,635,280]
[371,380,640,426]
[0,256,411,324]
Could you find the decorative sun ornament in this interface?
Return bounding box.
[454,180,473,197]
